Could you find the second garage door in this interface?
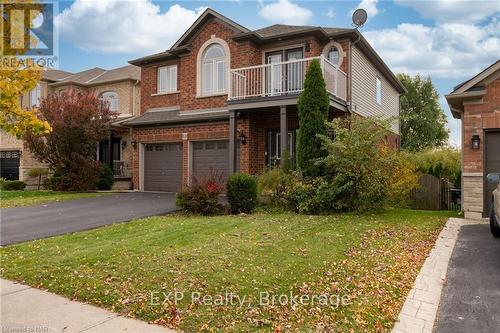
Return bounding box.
[144,143,182,192]
[192,140,231,183]
[485,131,500,216]
[0,151,20,180]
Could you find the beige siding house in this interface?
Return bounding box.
[351,45,400,134]
[0,66,141,189]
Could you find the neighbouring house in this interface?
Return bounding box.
[446,60,500,219]
[0,65,141,189]
[123,8,405,192]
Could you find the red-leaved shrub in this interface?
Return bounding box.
[175,169,225,215]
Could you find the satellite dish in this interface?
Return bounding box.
[352,8,368,28]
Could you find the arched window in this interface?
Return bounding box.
[322,41,343,67]
[328,47,340,66]
[100,91,119,112]
[201,43,226,95]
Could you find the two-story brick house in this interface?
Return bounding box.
[126,8,405,192]
[0,65,140,189]
[446,60,500,219]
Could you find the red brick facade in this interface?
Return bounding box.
[462,79,500,174]
[131,17,358,190]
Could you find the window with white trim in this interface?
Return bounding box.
[30,83,42,107]
[201,43,226,95]
[100,91,120,112]
[157,65,177,93]
[376,77,382,105]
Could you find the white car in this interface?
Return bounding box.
[487,173,500,237]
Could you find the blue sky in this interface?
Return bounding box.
[54,0,500,146]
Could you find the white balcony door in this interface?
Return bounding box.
[266,52,283,95]
[285,48,304,92]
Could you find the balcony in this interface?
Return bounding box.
[229,56,347,102]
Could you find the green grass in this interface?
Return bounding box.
[0,209,457,332]
[0,190,109,208]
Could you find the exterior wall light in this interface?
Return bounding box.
[237,130,247,145]
[131,140,138,149]
[471,135,480,150]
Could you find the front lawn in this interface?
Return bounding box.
[0,190,109,208]
[0,209,455,332]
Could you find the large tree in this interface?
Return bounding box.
[397,73,449,152]
[297,59,329,177]
[24,90,116,191]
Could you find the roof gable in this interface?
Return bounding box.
[450,60,500,95]
[172,8,249,49]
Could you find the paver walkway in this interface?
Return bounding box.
[391,218,485,333]
[0,279,176,333]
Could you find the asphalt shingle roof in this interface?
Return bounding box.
[49,65,140,87]
[123,108,229,126]
[42,69,73,82]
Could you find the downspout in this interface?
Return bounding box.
[346,31,363,131]
[131,79,140,190]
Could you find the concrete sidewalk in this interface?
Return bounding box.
[0,279,176,333]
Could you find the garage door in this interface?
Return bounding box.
[0,151,20,180]
[144,143,182,192]
[485,131,500,216]
[192,140,231,183]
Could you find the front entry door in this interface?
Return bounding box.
[266,130,296,167]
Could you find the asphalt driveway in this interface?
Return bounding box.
[0,192,177,246]
[435,223,500,333]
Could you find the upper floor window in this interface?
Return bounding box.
[201,43,226,95]
[30,83,42,107]
[158,65,177,94]
[328,47,340,66]
[100,91,120,112]
[376,77,382,105]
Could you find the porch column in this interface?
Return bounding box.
[229,110,237,174]
[108,132,113,169]
[280,105,288,163]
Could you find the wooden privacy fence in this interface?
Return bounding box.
[410,174,461,211]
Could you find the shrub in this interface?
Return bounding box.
[176,170,224,215]
[227,173,257,214]
[42,163,99,191]
[318,115,411,212]
[388,152,420,206]
[257,168,291,207]
[43,169,62,191]
[95,164,115,190]
[27,168,49,190]
[1,180,26,191]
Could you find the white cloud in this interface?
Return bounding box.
[395,0,500,24]
[326,7,336,18]
[364,20,499,79]
[353,0,379,19]
[56,0,205,54]
[259,0,313,25]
